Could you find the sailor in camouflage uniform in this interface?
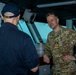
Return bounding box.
[43,12,76,75]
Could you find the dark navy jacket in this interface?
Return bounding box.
[0,22,39,75]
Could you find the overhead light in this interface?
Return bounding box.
[37,1,76,8]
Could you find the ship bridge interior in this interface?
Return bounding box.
[0,0,76,75]
[0,0,76,55]
[0,0,76,44]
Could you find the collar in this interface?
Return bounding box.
[1,22,18,30]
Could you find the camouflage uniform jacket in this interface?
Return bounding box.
[44,27,76,75]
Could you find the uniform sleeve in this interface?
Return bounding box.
[71,30,76,46]
[74,31,76,46]
[21,35,39,69]
[44,34,52,58]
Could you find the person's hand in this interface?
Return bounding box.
[43,54,50,63]
[63,55,76,61]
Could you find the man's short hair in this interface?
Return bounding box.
[46,12,59,18]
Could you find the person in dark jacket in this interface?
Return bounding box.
[0,3,39,75]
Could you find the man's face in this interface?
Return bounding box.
[46,14,59,29]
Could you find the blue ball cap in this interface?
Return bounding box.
[1,3,20,17]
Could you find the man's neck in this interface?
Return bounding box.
[54,25,61,33]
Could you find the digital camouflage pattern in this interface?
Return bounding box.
[44,27,76,75]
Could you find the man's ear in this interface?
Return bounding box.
[17,14,20,20]
[57,18,59,23]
